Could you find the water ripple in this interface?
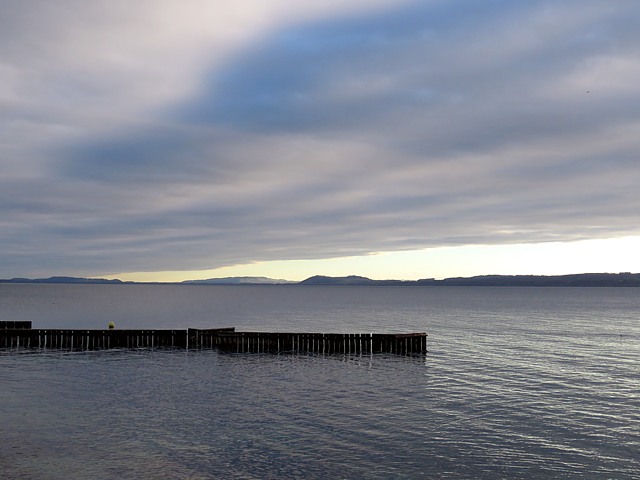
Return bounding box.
[1,286,640,478]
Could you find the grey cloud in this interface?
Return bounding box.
[2,0,640,277]
[60,129,215,183]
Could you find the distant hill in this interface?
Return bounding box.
[0,276,125,284]
[182,276,294,285]
[300,275,375,285]
[417,273,640,287]
[299,275,415,286]
[3,273,640,287]
[299,273,640,287]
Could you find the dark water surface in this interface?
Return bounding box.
[1,285,639,479]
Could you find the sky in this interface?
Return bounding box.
[2,0,640,282]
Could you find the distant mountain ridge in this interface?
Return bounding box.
[182,276,294,285]
[0,276,125,284]
[299,275,414,286]
[2,273,640,286]
[301,273,640,287]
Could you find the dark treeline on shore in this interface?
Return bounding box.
[2,273,640,287]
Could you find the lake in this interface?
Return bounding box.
[1,284,639,479]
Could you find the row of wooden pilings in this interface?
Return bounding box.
[0,323,428,355]
[0,329,187,350]
[190,328,428,355]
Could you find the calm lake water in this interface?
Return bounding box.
[1,284,639,479]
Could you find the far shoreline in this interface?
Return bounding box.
[2,272,640,287]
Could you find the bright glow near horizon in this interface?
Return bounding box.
[104,236,640,282]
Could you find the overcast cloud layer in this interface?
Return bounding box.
[2,0,640,277]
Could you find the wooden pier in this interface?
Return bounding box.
[0,322,427,355]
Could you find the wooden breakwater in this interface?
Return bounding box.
[0,321,32,330]
[0,328,187,350]
[0,323,427,355]
[188,328,427,355]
